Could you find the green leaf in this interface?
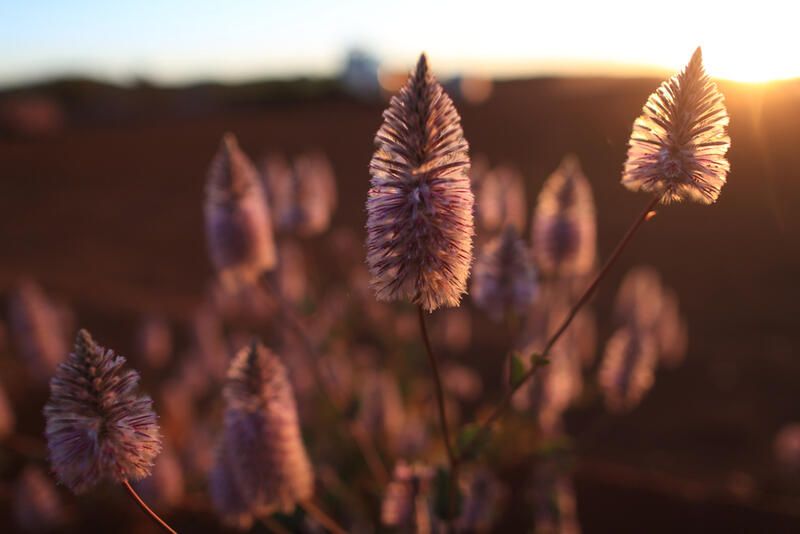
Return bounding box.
[510,352,526,386]
[457,423,490,461]
[530,352,550,367]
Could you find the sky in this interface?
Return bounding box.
[1,0,798,87]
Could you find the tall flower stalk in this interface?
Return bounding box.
[368,52,475,521]
[458,47,729,461]
[43,329,175,533]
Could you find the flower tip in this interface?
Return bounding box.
[74,328,94,349]
[416,53,429,77]
[221,132,238,152]
[560,153,581,174]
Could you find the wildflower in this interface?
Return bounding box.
[514,285,585,429]
[615,266,689,366]
[622,47,731,204]
[13,466,65,532]
[597,327,658,412]
[366,53,474,312]
[210,439,254,530]
[44,329,161,493]
[472,226,538,321]
[8,280,69,383]
[613,266,664,331]
[0,378,14,440]
[263,152,337,238]
[221,341,313,515]
[477,165,527,233]
[381,461,434,533]
[205,133,277,285]
[524,344,582,433]
[655,288,689,367]
[531,155,596,277]
[532,459,581,534]
[457,468,505,532]
[774,423,800,472]
[276,239,308,306]
[292,151,337,236]
[357,370,406,445]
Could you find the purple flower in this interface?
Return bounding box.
[220,341,313,515]
[44,329,161,494]
[471,226,538,321]
[205,133,277,285]
[477,165,527,234]
[367,53,474,312]
[0,378,15,440]
[622,47,731,204]
[265,152,337,237]
[531,155,596,277]
[532,459,581,534]
[457,468,505,532]
[597,327,658,412]
[8,280,69,383]
[381,461,434,532]
[210,439,254,530]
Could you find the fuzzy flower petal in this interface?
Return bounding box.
[598,327,658,412]
[622,47,731,204]
[221,341,313,516]
[44,329,161,493]
[532,155,596,277]
[205,133,277,284]
[367,53,474,312]
[381,461,434,533]
[472,226,537,321]
[477,165,526,234]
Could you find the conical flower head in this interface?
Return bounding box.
[532,459,581,534]
[221,341,313,515]
[597,327,658,412]
[622,47,731,204]
[44,329,161,493]
[613,265,664,330]
[265,152,337,237]
[0,378,15,440]
[457,468,505,532]
[477,165,526,234]
[532,155,596,277]
[381,461,434,533]
[8,280,69,383]
[205,133,277,285]
[367,53,474,312]
[472,226,538,321]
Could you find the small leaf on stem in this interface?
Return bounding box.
[510,352,526,385]
[457,423,491,460]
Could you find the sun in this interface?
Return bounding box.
[703,47,798,84]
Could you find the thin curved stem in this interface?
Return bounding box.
[458,194,661,461]
[122,479,177,534]
[301,499,348,534]
[417,306,459,523]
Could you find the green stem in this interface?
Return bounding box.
[458,194,661,461]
